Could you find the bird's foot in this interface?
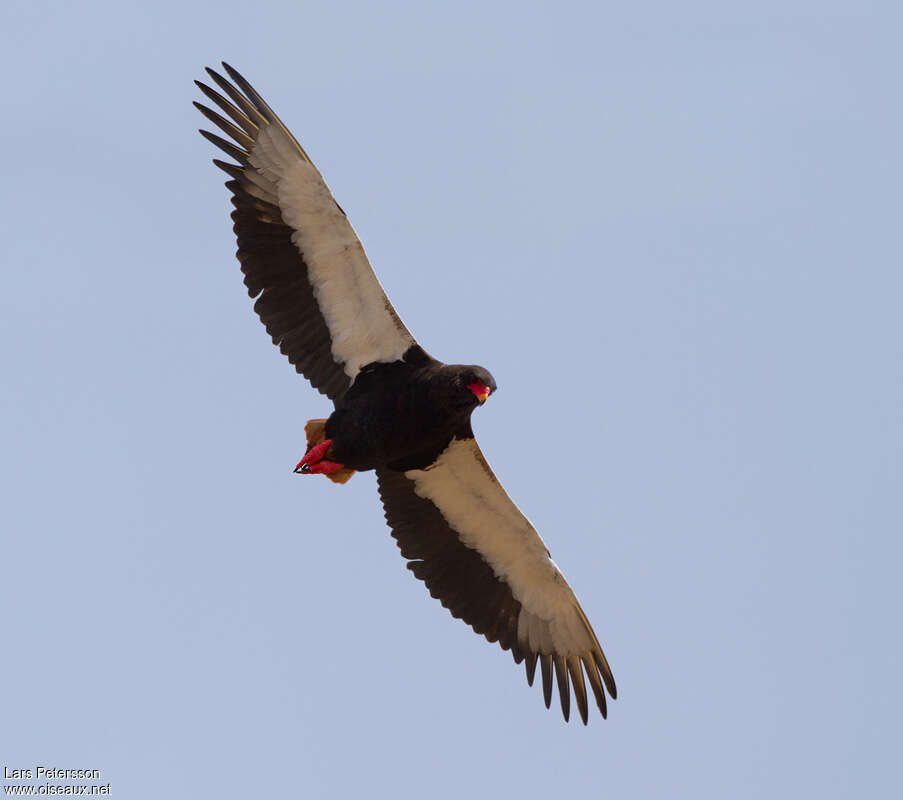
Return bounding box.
[294,439,345,475]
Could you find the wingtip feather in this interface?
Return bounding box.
[593,649,617,699]
[540,654,553,709]
[554,655,570,722]
[524,652,538,687]
[568,656,589,725]
[583,655,608,719]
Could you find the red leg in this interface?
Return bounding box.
[306,460,346,475]
[294,439,346,475]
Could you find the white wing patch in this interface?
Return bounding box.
[247,124,415,379]
[405,438,599,657]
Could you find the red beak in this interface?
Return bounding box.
[467,381,491,403]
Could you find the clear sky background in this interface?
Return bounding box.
[2,1,900,797]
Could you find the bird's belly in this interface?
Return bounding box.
[325,397,457,472]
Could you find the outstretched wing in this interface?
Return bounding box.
[195,63,420,400]
[376,437,616,724]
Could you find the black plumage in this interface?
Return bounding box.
[327,360,496,471]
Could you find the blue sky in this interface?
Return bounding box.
[2,1,900,797]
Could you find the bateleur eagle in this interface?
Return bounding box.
[195,63,617,724]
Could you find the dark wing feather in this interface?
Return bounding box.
[196,64,419,400]
[378,468,525,657]
[376,437,616,724]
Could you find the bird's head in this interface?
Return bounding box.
[453,365,497,408]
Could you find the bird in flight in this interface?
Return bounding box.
[195,63,616,724]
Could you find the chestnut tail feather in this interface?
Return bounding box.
[304,418,328,449]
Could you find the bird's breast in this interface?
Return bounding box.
[325,370,466,472]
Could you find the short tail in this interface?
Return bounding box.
[304,419,356,484]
